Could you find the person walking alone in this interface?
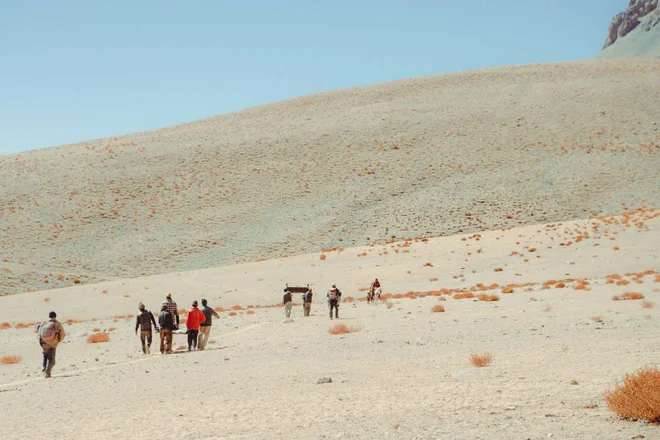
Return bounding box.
[158,302,175,354]
[198,299,220,350]
[38,311,65,378]
[186,300,206,351]
[283,288,293,318]
[135,302,159,355]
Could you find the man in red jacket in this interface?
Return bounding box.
[186,300,206,351]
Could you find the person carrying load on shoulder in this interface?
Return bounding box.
[302,288,313,317]
[198,298,220,350]
[368,278,381,303]
[158,302,175,354]
[135,302,159,355]
[283,288,293,318]
[38,311,65,378]
[327,284,342,319]
[165,292,180,330]
[186,300,206,352]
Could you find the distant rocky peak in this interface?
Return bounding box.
[603,0,659,49]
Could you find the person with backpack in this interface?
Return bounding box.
[135,302,159,355]
[327,284,342,319]
[185,300,206,351]
[302,288,313,317]
[197,298,220,350]
[158,302,175,354]
[283,288,293,318]
[38,311,65,378]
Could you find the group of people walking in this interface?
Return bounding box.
[282,279,380,320]
[36,279,381,378]
[135,293,221,354]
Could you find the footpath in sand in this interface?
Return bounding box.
[0,209,659,439]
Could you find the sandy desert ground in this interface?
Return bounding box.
[1,58,659,294]
[1,207,658,439]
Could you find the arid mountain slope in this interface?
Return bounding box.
[599,0,660,58]
[1,59,659,294]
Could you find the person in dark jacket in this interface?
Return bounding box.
[303,288,313,317]
[198,299,220,350]
[158,302,175,354]
[135,302,159,354]
[283,288,293,318]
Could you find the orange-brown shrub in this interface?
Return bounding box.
[477,294,499,302]
[604,367,660,422]
[92,328,100,332]
[621,293,645,301]
[501,287,514,294]
[613,295,621,301]
[101,290,108,294]
[343,296,354,303]
[73,278,80,284]
[470,353,493,367]
[0,355,22,365]
[228,312,237,317]
[453,293,474,300]
[616,280,631,286]
[319,254,327,261]
[231,305,243,311]
[87,333,110,343]
[591,315,603,323]
[43,297,50,302]
[432,305,445,313]
[107,327,117,332]
[328,324,361,335]
[641,301,655,309]
[555,283,566,289]
[246,310,255,315]
[0,322,10,330]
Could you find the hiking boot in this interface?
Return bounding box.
[44,373,51,378]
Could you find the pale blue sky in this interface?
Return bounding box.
[0,0,625,155]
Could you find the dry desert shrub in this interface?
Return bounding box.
[453,292,474,300]
[92,328,100,332]
[543,305,553,312]
[615,293,645,301]
[501,287,514,294]
[343,296,354,303]
[319,254,327,261]
[43,297,50,302]
[228,312,237,317]
[432,305,445,313]
[604,367,660,423]
[477,294,499,302]
[0,322,10,330]
[591,315,603,323]
[101,289,108,294]
[246,310,255,315]
[470,353,493,367]
[386,301,393,309]
[328,324,361,335]
[641,301,655,309]
[87,332,110,343]
[0,355,22,365]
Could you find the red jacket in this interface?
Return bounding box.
[186,307,206,330]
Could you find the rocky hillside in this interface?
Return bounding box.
[599,0,660,58]
[1,59,659,295]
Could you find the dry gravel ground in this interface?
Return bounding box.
[0,209,658,439]
[1,59,660,294]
